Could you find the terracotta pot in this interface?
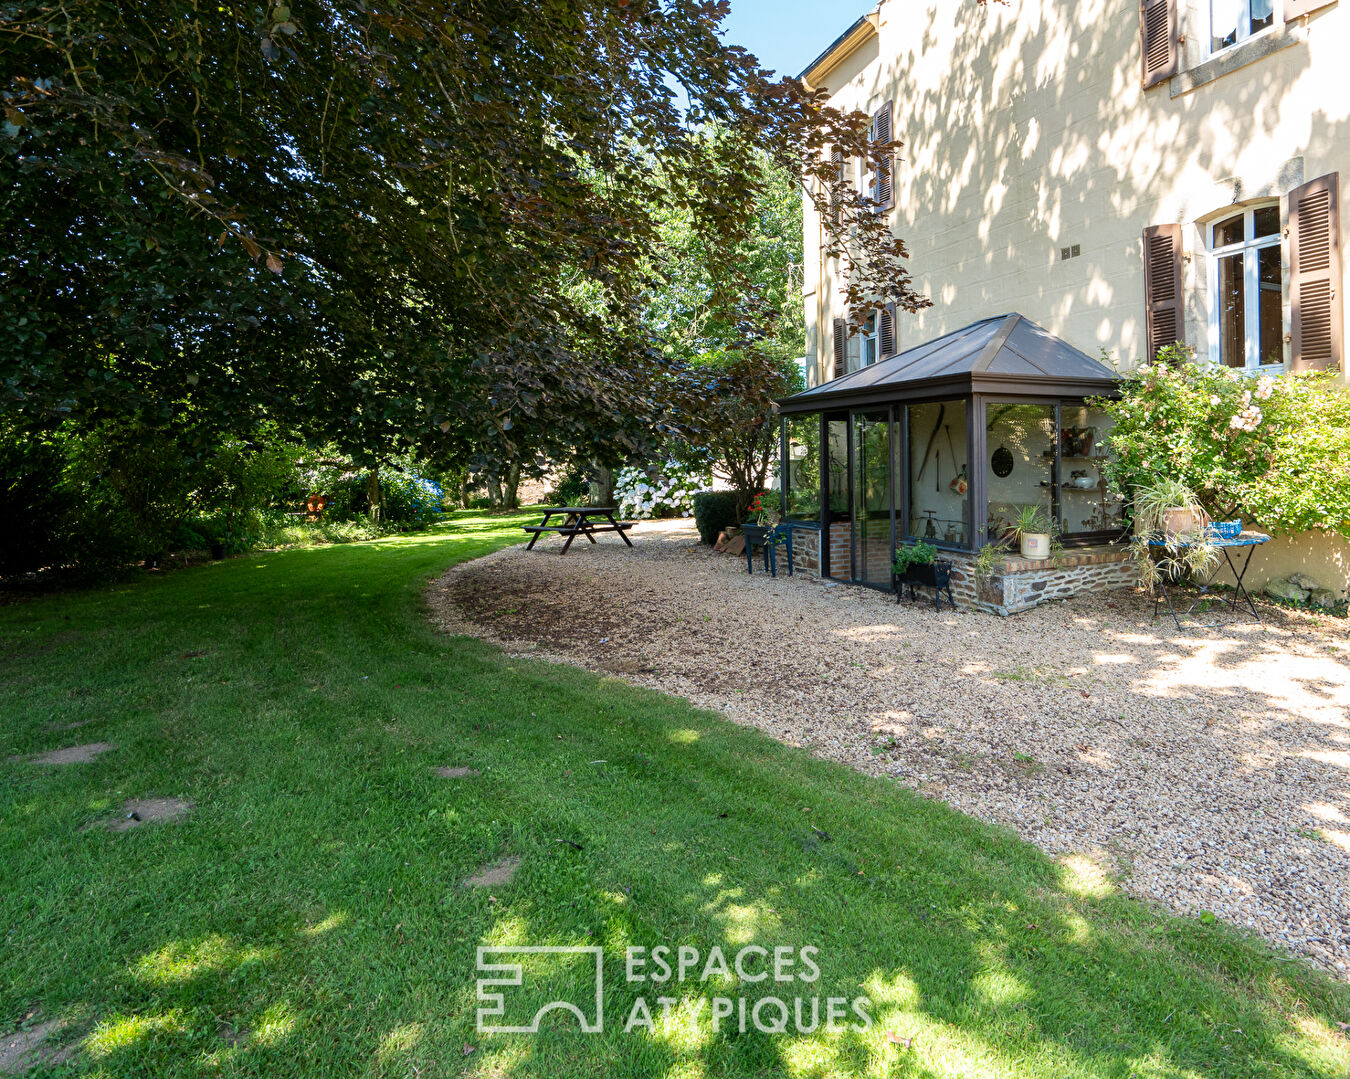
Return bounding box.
[1161,507,1209,538]
[1020,533,1051,559]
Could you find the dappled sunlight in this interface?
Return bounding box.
[971,968,1031,1009]
[131,934,276,985]
[828,622,908,644]
[1057,854,1115,900]
[86,1010,186,1059]
[251,1000,298,1047]
[375,1022,424,1064]
[668,729,700,745]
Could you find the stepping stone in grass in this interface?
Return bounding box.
[0,1019,75,1075]
[434,766,479,779]
[464,856,521,888]
[82,798,193,833]
[27,742,115,766]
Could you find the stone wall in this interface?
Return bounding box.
[786,528,1138,616]
[953,547,1138,616]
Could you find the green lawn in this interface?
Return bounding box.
[1,511,1346,1078]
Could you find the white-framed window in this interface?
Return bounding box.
[1207,203,1284,371]
[860,313,879,368]
[1209,0,1277,55]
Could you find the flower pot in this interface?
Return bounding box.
[1161,507,1209,539]
[894,559,955,610]
[1019,533,1051,559]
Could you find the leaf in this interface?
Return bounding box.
[461,1043,476,1056]
[265,252,283,274]
[886,1032,913,1049]
[276,21,298,36]
[1199,910,1216,925]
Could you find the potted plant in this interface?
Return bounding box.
[1008,505,1056,560]
[1132,475,1210,541]
[892,539,955,609]
[1128,476,1219,589]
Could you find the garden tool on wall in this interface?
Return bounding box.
[915,403,945,482]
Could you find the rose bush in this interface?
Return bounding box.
[1094,346,1350,537]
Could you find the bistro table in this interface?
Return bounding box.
[1148,529,1270,630]
[523,506,634,555]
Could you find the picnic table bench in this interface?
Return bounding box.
[523,506,635,555]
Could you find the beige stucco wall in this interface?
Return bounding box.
[802,0,1350,595]
[805,0,1350,376]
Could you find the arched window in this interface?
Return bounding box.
[1208,204,1284,371]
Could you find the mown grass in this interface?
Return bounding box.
[0,510,1346,1077]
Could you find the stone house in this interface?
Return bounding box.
[779,0,1348,606]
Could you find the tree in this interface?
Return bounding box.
[2,1,925,477]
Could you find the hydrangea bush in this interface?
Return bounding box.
[614,461,710,520]
[1094,345,1350,538]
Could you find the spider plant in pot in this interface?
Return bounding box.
[1132,475,1210,541]
[1009,505,1056,560]
[1129,477,1219,589]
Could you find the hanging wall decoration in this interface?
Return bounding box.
[991,444,1014,478]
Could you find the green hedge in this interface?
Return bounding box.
[692,490,740,545]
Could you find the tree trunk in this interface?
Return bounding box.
[487,478,504,507]
[590,463,614,507]
[366,469,382,523]
[503,461,522,509]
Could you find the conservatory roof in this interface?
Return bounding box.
[776,313,1120,415]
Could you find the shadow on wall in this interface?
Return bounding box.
[1205,528,1350,593]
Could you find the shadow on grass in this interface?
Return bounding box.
[0,512,1345,1077]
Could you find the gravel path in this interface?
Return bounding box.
[428,519,1350,979]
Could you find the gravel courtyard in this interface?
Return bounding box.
[428,519,1350,979]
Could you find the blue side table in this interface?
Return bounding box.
[1148,529,1270,629]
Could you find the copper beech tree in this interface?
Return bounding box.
[2,0,927,476]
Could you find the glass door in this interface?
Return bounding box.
[851,410,893,587]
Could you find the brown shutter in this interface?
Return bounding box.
[879,303,897,357]
[1139,0,1178,89]
[1284,0,1335,18]
[832,318,848,380]
[1290,172,1343,373]
[872,101,894,212]
[1142,223,1185,362]
[830,148,844,226]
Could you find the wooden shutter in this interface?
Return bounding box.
[1139,0,1178,89]
[830,148,844,226]
[1284,0,1335,18]
[832,318,848,380]
[879,303,897,357]
[872,101,894,212]
[1142,223,1185,362]
[1290,172,1343,373]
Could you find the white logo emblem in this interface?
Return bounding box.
[476,946,605,1034]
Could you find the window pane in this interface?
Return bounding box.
[784,416,820,521]
[1257,244,1283,366]
[1059,406,1126,535]
[1253,205,1279,239]
[907,400,967,546]
[853,411,891,585]
[984,403,1054,545]
[1250,0,1274,34]
[1213,213,1245,247]
[827,419,849,519]
[1217,252,1246,367]
[1211,0,1242,50]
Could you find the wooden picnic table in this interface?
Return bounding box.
[523,506,635,555]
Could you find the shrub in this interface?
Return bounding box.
[1094,348,1350,538]
[545,465,591,507]
[692,490,741,545]
[0,431,79,576]
[615,461,709,520]
[378,469,444,530]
